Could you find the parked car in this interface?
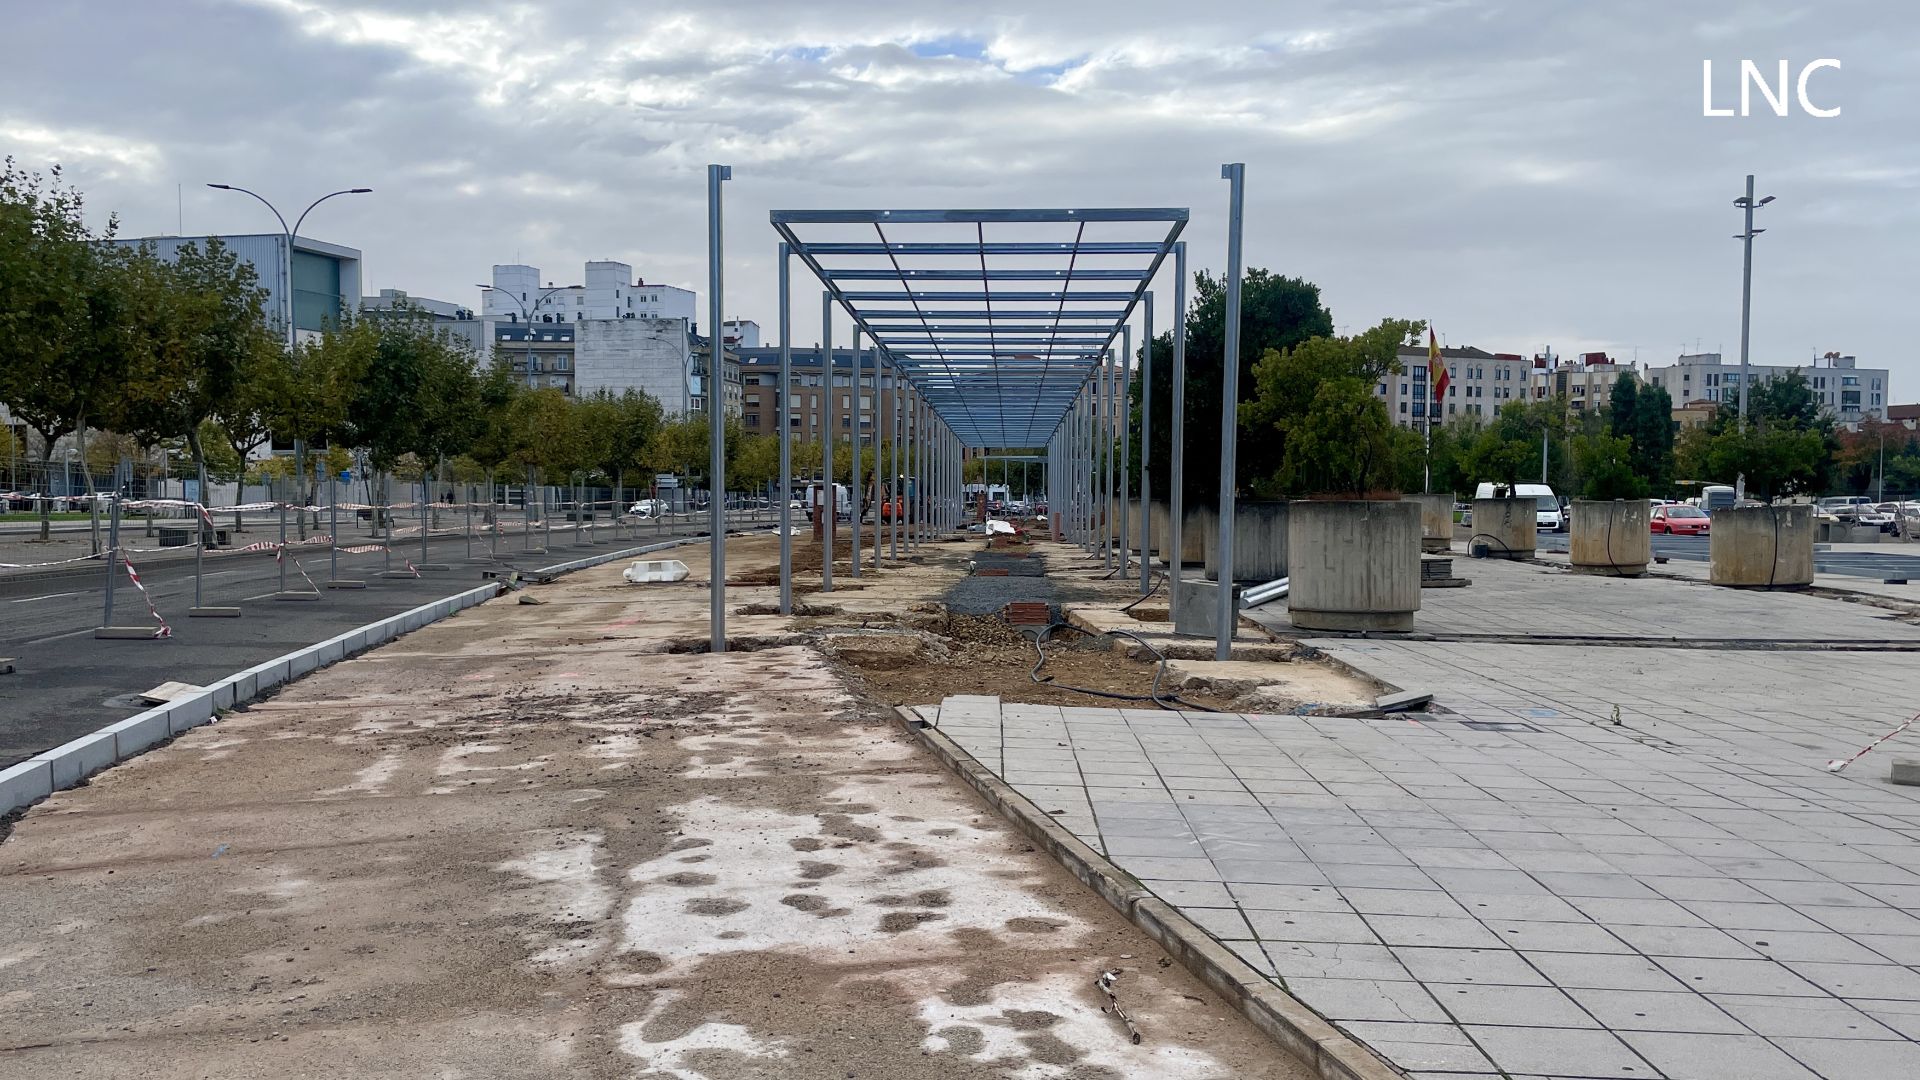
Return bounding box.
[627,498,667,518]
[1817,496,1874,521]
[1650,504,1711,535]
[1852,506,1897,533]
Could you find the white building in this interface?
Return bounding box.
[1641,352,1890,426]
[1530,352,1636,415]
[361,288,492,357]
[1378,346,1535,427]
[108,233,362,346]
[481,261,696,327]
[575,318,697,414]
[721,319,761,350]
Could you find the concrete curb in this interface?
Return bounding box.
[2,532,742,818]
[891,705,1404,1080]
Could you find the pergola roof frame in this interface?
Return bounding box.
[771,207,1186,448]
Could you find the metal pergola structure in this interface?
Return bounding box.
[701,166,1249,661]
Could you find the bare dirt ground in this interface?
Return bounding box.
[0,533,1309,1079]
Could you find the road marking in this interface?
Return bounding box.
[8,590,84,604]
[23,626,99,647]
[239,591,281,602]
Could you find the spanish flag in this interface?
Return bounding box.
[1429,328,1448,401]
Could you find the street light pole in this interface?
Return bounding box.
[1732,174,1774,501]
[208,183,371,539]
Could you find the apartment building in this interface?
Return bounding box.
[1378,346,1534,427]
[1641,352,1890,427]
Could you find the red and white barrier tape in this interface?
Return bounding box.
[276,547,322,592]
[400,558,422,578]
[1827,711,1919,773]
[118,552,172,639]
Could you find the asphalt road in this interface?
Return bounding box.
[0,521,715,769]
[1531,530,1920,579]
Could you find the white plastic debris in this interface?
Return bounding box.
[623,559,690,584]
[985,518,1016,535]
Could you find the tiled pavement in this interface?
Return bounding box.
[917,568,1920,1079]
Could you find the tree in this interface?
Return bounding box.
[1607,375,1639,442]
[1242,318,1419,497]
[0,159,131,538]
[1633,381,1676,494]
[1135,267,1333,507]
[1425,414,1482,498]
[1464,401,1551,495]
[1681,371,1837,500]
[1573,433,1649,500]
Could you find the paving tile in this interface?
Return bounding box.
[1227,882,1351,912]
[1797,904,1920,936]
[1480,919,1631,954]
[1141,879,1233,907]
[1449,893,1587,922]
[1727,929,1892,964]
[1781,960,1920,999]
[1681,901,1829,932]
[1464,1025,1650,1079]
[1429,982,1597,1027]
[1654,956,1826,997]
[1567,988,1747,1033]
[1283,977,1447,1023]
[1245,909,1379,945]
[1521,951,1687,991]
[1115,855,1222,881]
[1315,863,1438,890]
[1364,915,1504,949]
[1641,875,1772,902]
[1567,896,1709,926]
[1334,1022,1492,1074]
[1183,905,1257,941]
[1343,888,1473,918]
[1530,872,1662,898]
[1620,1031,1819,1080]
[1211,860,1330,886]
[1103,835,1207,858]
[1855,997,1920,1039]
[1604,923,1762,959]
[1773,1037,1920,1080]
[1424,867,1552,896]
[1708,993,1904,1039]
[1265,940,1415,981]
[1749,878,1886,907]
[1392,946,1548,986]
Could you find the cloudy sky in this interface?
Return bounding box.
[6,0,1916,389]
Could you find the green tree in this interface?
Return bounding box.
[1242,318,1419,497]
[1464,401,1551,495]
[1573,433,1649,500]
[1135,267,1334,507]
[1633,381,1676,494]
[1682,371,1837,499]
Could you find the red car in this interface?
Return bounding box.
[1651,504,1711,535]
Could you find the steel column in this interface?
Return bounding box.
[1119,325,1132,578]
[1169,242,1188,617]
[850,328,863,577]
[1215,164,1245,661]
[1139,294,1154,595]
[707,163,731,653]
[778,242,793,614]
[821,292,835,593]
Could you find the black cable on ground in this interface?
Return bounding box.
[1120,569,1166,613]
[1025,620,1220,712]
[1465,531,1518,557]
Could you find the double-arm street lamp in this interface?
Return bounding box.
[206,183,372,528]
[475,282,574,388]
[1731,175,1774,501]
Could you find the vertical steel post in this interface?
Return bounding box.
[1215,163,1246,661]
[420,481,429,565]
[821,293,835,593]
[196,463,209,607]
[463,481,473,560]
[890,365,900,560]
[1735,173,1757,501]
[849,330,863,577]
[1169,242,1189,618]
[777,243,793,614]
[102,493,120,625]
[872,349,884,569]
[1119,325,1132,578]
[329,476,339,581]
[278,497,289,594]
[1140,294,1154,595]
[706,163,731,653]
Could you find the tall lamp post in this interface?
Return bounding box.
[476,282,574,388]
[1732,175,1774,501]
[207,183,372,530]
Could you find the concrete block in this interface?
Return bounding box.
[1287,500,1421,632]
[209,679,238,710]
[1173,578,1241,638]
[1710,504,1814,588]
[94,626,163,639]
[188,606,242,617]
[324,579,367,589]
[104,709,170,757]
[1570,499,1651,576]
[1469,498,1537,559]
[166,693,216,734]
[231,672,258,700]
[1376,689,1433,712]
[31,730,117,789]
[0,760,54,813]
[272,591,323,602]
[288,647,321,678]
[1203,501,1289,583]
[1892,758,1920,787]
[1413,493,1455,553]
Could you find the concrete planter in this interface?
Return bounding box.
[1204,501,1290,582]
[1178,504,1214,569]
[1851,525,1883,544]
[1710,504,1814,588]
[1286,499,1420,632]
[1570,500,1651,576]
[1469,498,1537,560]
[1412,494,1455,553]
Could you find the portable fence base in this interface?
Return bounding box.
[379,570,418,579]
[188,606,243,617]
[325,580,368,590]
[413,563,453,572]
[0,657,17,674]
[94,626,161,639]
[273,591,324,602]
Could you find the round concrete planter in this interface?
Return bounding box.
[1570,500,1651,576]
[1412,493,1455,553]
[1709,504,1814,588]
[1286,499,1420,632]
[1204,500,1289,582]
[1469,498,1537,560]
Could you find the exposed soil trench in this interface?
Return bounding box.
[0,535,1309,1079]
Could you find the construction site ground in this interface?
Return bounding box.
[0,528,1353,1080]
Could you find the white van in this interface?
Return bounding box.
[1474,482,1564,531]
[803,483,850,523]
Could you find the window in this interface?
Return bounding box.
[1843,376,1860,386]
[1412,402,1426,418]
[1399,401,1407,414]
[745,413,759,427]
[1376,383,1387,396]
[1448,403,1457,415]
[1400,384,1409,396]
[1412,365,1427,378]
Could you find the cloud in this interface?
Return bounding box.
[1,0,1915,399]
